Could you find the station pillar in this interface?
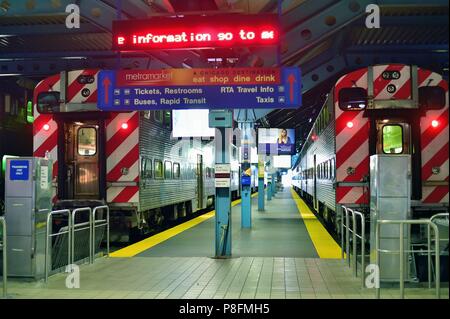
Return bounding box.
[267,175,272,201]
[239,122,253,228]
[257,156,265,211]
[210,111,233,258]
[272,173,277,195]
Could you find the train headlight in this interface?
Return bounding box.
[346,121,354,129]
[43,124,50,131]
[431,120,439,128]
[121,123,129,130]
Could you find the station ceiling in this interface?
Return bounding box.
[0,0,448,147]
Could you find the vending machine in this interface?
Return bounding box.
[5,157,52,278]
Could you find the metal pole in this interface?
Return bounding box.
[71,210,75,265]
[352,210,357,276]
[45,214,51,283]
[68,210,72,269]
[433,224,440,299]
[399,223,404,299]
[107,206,110,257]
[89,208,93,264]
[361,214,365,288]
[341,207,344,259]
[375,222,380,299]
[427,224,432,288]
[1,217,7,297]
[214,126,232,257]
[346,209,350,267]
[91,208,95,264]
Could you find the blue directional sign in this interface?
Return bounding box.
[98,67,301,110]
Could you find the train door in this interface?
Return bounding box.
[65,122,99,199]
[197,154,204,209]
[374,120,412,195]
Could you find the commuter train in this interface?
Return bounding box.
[33,69,257,242]
[292,64,449,235]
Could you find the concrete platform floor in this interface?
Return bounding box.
[5,256,448,299]
[2,187,448,299]
[137,187,318,257]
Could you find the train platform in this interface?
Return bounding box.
[110,187,340,258]
[4,188,448,299]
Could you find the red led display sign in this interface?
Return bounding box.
[112,14,279,51]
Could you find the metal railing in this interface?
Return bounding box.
[1,216,7,297]
[375,219,440,299]
[45,209,71,283]
[71,207,92,265]
[428,213,449,288]
[44,205,109,283]
[341,206,366,287]
[91,205,110,263]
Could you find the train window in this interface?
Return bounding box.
[140,157,145,175]
[164,161,172,179]
[164,110,172,129]
[173,163,180,179]
[37,91,60,113]
[154,160,163,179]
[419,86,446,110]
[144,158,152,178]
[328,160,332,179]
[339,87,367,110]
[331,158,335,179]
[154,110,163,123]
[77,127,97,156]
[382,125,403,154]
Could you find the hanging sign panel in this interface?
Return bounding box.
[258,128,296,155]
[112,14,279,51]
[97,67,301,110]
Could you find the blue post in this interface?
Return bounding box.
[214,126,232,257]
[258,177,265,211]
[240,122,252,228]
[258,156,265,211]
[241,184,251,228]
[272,174,277,195]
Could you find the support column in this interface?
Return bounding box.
[239,122,253,228]
[210,111,233,258]
[258,156,265,211]
[267,174,272,201]
[272,173,277,195]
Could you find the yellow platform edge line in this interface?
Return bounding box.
[290,188,342,259]
[111,192,258,258]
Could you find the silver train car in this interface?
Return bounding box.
[292,64,449,238]
[33,69,257,242]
